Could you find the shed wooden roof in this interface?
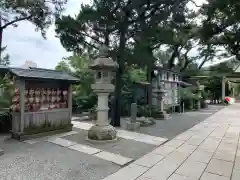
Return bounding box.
[0,66,79,82]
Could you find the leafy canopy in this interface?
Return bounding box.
[0,0,67,36]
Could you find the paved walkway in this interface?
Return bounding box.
[103,103,240,180]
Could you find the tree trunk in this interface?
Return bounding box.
[146,50,154,111]
[111,27,126,127]
[0,29,2,61]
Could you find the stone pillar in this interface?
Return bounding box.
[126,103,140,131]
[96,93,109,126]
[222,76,226,101]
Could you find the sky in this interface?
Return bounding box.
[3,0,90,69]
[3,0,215,69]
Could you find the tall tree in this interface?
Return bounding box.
[0,46,10,66]
[55,0,192,126]
[199,0,240,60]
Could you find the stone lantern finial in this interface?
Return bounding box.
[99,45,109,58]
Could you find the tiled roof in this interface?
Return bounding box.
[8,67,79,82]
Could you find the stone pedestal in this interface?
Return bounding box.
[196,100,201,110]
[0,149,4,156]
[88,124,117,141]
[87,91,117,142]
[153,111,169,120]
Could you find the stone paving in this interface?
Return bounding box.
[103,103,240,180]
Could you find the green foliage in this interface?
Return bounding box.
[179,87,198,101]
[0,73,14,132]
[0,0,67,36]
[200,0,240,60]
[0,47,10,66]
[0,73,14,110]
[55,54,95,111]
[55,60,71,72]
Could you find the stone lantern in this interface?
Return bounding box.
[153,82,169,120]
[87,45,119,142]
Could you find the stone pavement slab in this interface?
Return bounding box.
[151,145,175,156]
[103,104,240,180]
[167,173,197,180]
[188,149,213,163]
[47,136,133,166]
[94,151,133,166]
[68,143,101,155]
[47,137,77,147]
[176,159,207,179]
[200,172,230,180]
[133,153,164,168]
[232,169,240,180]
[103,163,148,180]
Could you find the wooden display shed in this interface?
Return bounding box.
[5,67,78,140]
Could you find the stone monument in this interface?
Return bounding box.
[87,45,119,142]
[153,82,169,120]
[126,103,140,130]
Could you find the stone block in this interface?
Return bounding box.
[126,121,141,131]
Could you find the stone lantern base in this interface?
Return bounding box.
[153,111,169,120]
[87,124,117,142]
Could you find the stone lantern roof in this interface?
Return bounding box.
[90,45,118,70]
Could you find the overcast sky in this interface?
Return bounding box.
[3,0,209,69]
[3,0,91,68]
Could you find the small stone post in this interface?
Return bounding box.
[126,103,140,131]
[196,81,201,110]
[87,45,119,142]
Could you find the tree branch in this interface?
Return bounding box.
[1,15,33,30]
[189,0,202,8]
